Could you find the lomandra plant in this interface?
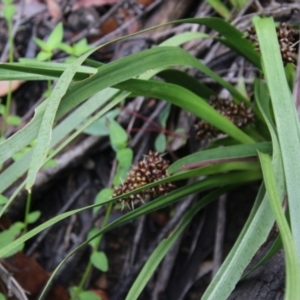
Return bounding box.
[0,16,299,299]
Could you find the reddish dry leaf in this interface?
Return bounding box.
[45,0,61,19]
[136,0,154,5]
[100,17,119,34]
[0,81,24,97]
[91,289,109,300]
[73,0,118,10]
[4,253,69,300]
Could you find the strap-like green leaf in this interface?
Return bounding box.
[258,152,300,299]
[254,17,300,263]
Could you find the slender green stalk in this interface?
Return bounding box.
[76,202,113,296]
[8,17,13,63]
[24,191,32,233]
[1,81,12,137]
[1,12,14,137]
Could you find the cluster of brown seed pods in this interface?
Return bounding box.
[246,22,297,64]
[194,96,255,140]
[113,151,175,209]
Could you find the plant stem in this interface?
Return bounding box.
[24,191,32,233]
[1,12,14,137]
[76,202,114,295]
[8,17,13,63]
[1,81,12,137]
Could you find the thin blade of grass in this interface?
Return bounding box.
[159,32,208,46]
[206,0,230,18]
[242,234,282,278]
[0,62,96,80]
[157,69,216,99]
[169,161,261,182]
[126,187,233,300]
[0,171,261,259]
[169,142,271,174]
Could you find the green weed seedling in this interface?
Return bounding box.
[154,102,170,153]
[59,38,93,63]
[34,22,93,96]
[0,193,40,258]
[34,23,64,61]
[72,119,132,300]
[0,101,21,129]
[34,22,93,61]
[1,0,21,136]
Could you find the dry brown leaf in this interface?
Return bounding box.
[73,0,118,10]
[45,0,61,20]
[0,80,24,97]
[4,252,69,300]
[91,289,109,300]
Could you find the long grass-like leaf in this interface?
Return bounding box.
[0,62,96,80]
[0,171,260,259]
[254,17,300,263]
[202,71,285,300]
[157,69,215,99]
[0,16,258,167]
[169,142,271,174]
[37,170,260,299]
[0,88,119,195]
[258,152,300,299]
[126,187,233,300]
[116,79,254,144]
[242,234,282,279]
[25,52,94,191]
[0,45,248,165]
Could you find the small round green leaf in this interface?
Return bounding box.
[0,292,6,300]
[27,210,41,224]
[109,119,128,151]
[47,22,64,50]
[155,133,167,153]
[33,37,51,52]
[73,38,93,56]
[0,222,24,257]
[87,227,101,248]
[90,251,109,272]
[84,109,120,136]
[158,103,171,126]
[0,195,8,205]
[0,104,5,115]
[42,159,58,168]
[93,188,114,213]
[7,115,21,126]
[58,43,74,55]
[116,148,133,169]
[3,5,16,21]
[79,291,101,300]
[37,51,52,61]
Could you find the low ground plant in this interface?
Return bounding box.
[0,15,299,300]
